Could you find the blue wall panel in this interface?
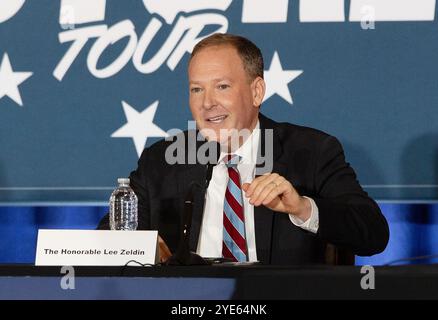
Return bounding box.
[1,203,438,265]
[1,1,438,202]
[0,206,107,263]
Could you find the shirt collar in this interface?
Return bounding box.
[219,121,260,165]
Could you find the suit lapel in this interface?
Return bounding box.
[254,114,287,264]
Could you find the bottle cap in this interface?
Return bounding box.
[118,178,130,185]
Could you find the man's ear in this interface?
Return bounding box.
[252,76,266,107]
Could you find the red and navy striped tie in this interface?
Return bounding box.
[222,154,247,262]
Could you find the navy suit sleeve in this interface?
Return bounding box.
[312,135,389,256]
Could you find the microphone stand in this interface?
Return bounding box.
[165,141,221,266]
[164,182,210,265]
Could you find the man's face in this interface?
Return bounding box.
[188,45,264,145]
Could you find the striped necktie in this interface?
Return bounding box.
[222,154,247,262]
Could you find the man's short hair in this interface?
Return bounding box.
[190,33,264,81]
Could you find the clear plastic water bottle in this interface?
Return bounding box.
[109,178,138,230]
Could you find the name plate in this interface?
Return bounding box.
[35,229,158,266]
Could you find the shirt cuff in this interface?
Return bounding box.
[288,196,319,234]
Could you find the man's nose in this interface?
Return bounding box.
[202,89,216,110]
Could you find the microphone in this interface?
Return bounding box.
[164,182,208,265]
[205,140,221,189]
[164,140,221,266]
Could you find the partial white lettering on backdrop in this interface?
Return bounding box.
[51,0,437,81]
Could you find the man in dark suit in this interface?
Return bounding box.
[99,33,389,265]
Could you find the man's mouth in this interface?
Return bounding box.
[206,115,228,123]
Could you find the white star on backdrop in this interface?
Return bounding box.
[111,100,169,157]
[0,53,33,107]
[263,51,303,105]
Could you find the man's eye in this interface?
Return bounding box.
[218,84,230,90]
[190,87,202,93]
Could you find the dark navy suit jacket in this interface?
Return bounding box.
[99,114,389,265]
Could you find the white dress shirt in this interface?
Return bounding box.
[196,121,319,261]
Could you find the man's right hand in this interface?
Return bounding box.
[158,235,172,263]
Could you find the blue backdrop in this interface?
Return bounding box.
[1,1,438,202]
[1,203,438,265]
